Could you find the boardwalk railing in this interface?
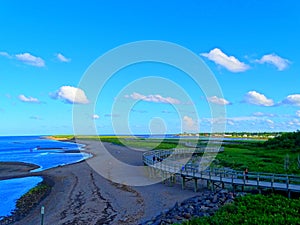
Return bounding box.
[143,149,300,196]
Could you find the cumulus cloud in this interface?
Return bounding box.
[183,116,198,131]
[296,110,300,118]
[207,96,231,105]
[15,53,45,67]
[92,114,99,119]
[56,53,71,62]
[125,92,180,104]
[256,53,290,71]
[52,86,89,104]
[18,94,40,103]
[201,48,250,72]
[282,94,300,106]
[244,91,274,106]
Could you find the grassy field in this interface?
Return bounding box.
[214,142,300,175]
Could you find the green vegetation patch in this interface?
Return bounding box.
[15,181,51,213]
[214,140,300,175]
[74,135,182,150]
[177,194,300,225]
[263,131,300,151]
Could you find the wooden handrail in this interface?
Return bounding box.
[143,149,300,188]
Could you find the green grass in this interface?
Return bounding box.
[214,143,300,175]
[176,194,300,225]
[101,137,181,150]
[71,135,181,150]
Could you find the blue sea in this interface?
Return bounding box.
[0,176,43,219]
[0,136,91,219]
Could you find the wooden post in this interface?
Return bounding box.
[162,171,165,184]
[40,206,45,225]
[271,174,274,188]
[194,178,198,192]
[181,176,186,190]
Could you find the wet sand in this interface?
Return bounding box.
[2,140,203,225]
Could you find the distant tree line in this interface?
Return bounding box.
[263,130,300,151]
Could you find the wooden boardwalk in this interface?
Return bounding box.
[143,149,300,197]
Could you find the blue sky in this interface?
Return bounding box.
[0,0,300,135]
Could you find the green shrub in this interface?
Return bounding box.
[177,194,300,225]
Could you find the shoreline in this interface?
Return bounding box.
[1,139,203,224]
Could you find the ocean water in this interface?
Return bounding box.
[0,136,91,219]
[0,136,91,172]
[0,176,43,218]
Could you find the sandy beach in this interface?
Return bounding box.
[0,140,204,225]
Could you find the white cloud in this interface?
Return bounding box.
[296,110,300,118]
[201,48,250,72]
[18,94,40,103]
[56,53,71,62]
[282,94,300,106]
[252,112,264,117]
[244,91,274,106]
[15,53,45,67]
[205,116,262,125]
[183,116,198,132]
[207,96,230,105]
[256,53,290,71]
[252,112,276,117]
[52,86,89,104]
[229,116,257,122]
[92,114,99,119]
[0,51,11,58]
[125,92,180,104]
[227,120,235,126]
[288,119,300,126]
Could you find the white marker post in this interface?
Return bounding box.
[40,206,45,225]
